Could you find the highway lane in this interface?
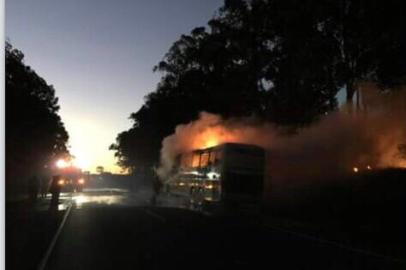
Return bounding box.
[44,189,404,270]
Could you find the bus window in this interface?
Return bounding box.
[192,153,200,168]
[209,150,216,165]
[200,152,210,168]
[214,150,222,165]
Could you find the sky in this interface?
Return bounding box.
[6,0,223,173]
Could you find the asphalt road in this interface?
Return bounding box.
[44,189,404,270]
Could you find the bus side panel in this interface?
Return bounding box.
[220,146,265,205]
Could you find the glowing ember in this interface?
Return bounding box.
[366,165,372,170]
[353,167,359,173]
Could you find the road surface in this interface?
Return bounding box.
[43,188,404,270]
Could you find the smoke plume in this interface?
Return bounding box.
[157,84,406,190]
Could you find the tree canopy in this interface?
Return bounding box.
[111,0,405,172]
[6,42,69,197]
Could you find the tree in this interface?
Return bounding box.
[6,42,69,199]
[96,166,104,174]
[326,0,404,110]
[249,0,340,124]
[111,0,405,171]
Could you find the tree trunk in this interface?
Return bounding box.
[346,81,355,114]
[355,82,360,112]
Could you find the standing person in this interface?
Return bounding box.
[151,173,162,206]
[49,175,62,208]
[28,175,40,202]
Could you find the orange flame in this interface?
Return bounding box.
[191,128,239,150]
[204,138,218,148]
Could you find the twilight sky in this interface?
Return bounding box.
[6,0,223,173]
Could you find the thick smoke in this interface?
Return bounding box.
[157,84,406,189]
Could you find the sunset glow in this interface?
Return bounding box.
[72,155,91,170]
[63,113,126,174]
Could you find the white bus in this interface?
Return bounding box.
[165,143,266,210]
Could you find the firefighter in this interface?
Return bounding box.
[151,173,162,206]
[49,175,62,208]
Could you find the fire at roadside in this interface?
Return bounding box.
[157,106,406,215]
[157,108,406,190]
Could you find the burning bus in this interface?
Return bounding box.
[165,143,266,210]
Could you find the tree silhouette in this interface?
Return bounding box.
[96,166,104,174]
[111,0,405,172]
[321,0,404,110]
[6,42,69,199]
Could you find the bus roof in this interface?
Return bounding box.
[191,142,264,153]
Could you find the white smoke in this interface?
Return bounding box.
[157,84,406,190]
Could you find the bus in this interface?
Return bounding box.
[165,143,266,211]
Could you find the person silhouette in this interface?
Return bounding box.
[49,175,62,209]
[151,173,162,206]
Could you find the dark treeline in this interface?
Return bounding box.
[6,42,69,199]
[111,0,405,172]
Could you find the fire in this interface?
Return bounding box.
[158,110,406,182]
[191,127,238,150]
[196,129,223,149]
[204,138,218,148]
[393,160,406,169]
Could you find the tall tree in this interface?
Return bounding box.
[328,0,404,109]
[6,42,69,198]
[112,0,405,171]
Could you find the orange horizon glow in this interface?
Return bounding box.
[55,155,124,174]
[61,112,128,175]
